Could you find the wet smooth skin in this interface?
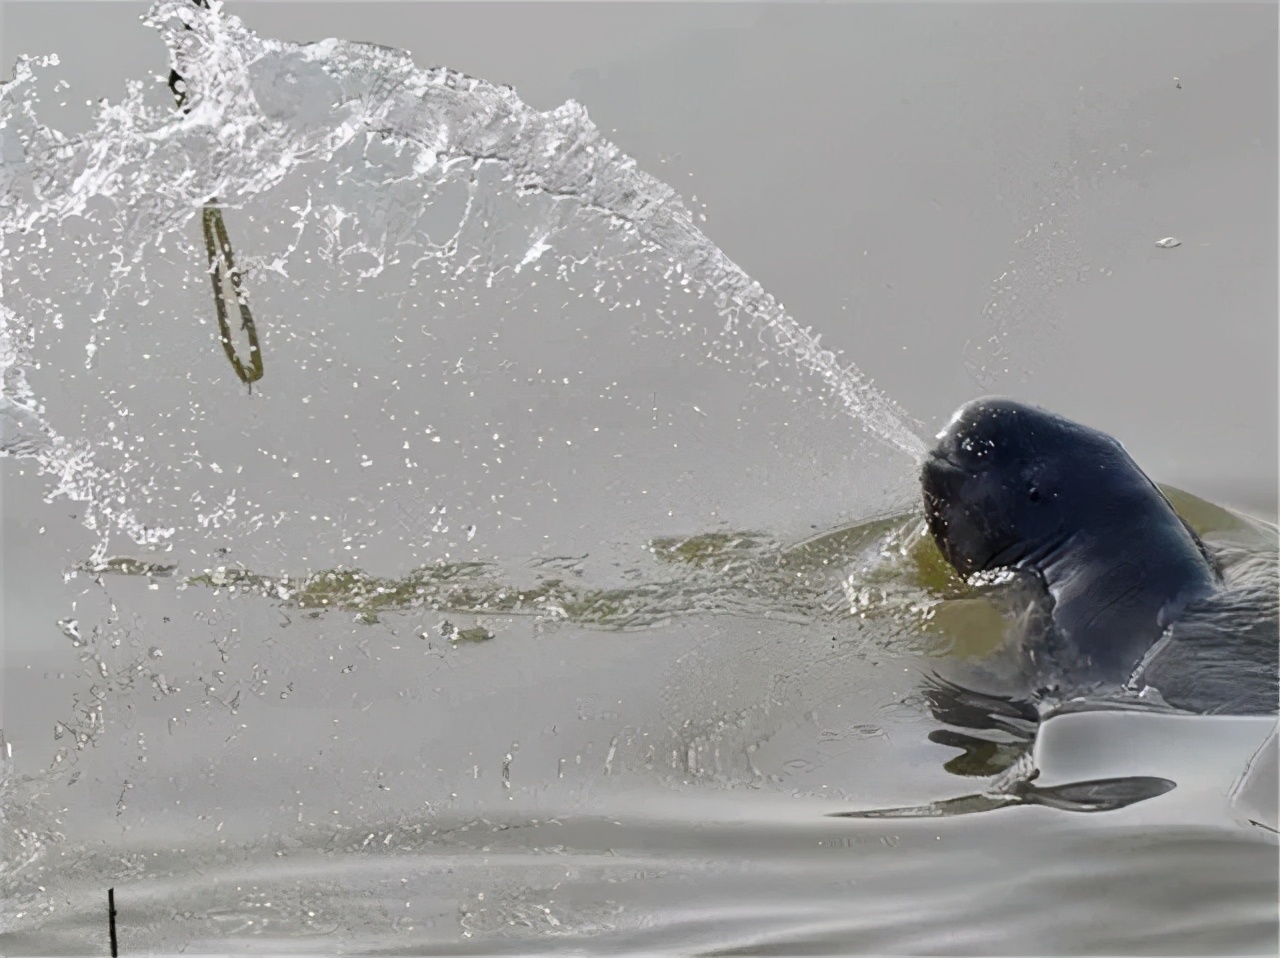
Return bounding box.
[921,397,1222,682]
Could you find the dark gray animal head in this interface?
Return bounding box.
[920,397,1257,713]
[921,397,1144,577]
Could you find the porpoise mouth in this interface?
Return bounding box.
[920,458,961,569]
[920,450,1018,577]
[929,439,973,467]
[920,450,966,516]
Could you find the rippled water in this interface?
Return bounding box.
[1,3,1276,954]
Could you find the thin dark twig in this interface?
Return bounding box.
[169,0,265,389]
[203,206,265,386]
[108,887,119,957]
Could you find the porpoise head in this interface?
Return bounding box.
[920,397,1138,577]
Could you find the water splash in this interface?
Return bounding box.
[345,45,929,457]
[0,0,925,561]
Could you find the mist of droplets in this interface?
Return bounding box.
[0,0,925,567]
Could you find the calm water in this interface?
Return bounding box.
[2,3,1276,954]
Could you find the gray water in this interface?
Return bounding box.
[1,3,1277,955]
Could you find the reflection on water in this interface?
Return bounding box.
[75,484,1278,794]
[831,774,1178,818]
[3,794,1276,955]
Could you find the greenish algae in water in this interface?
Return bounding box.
[78,557,179,578]
[135,486,1266,648]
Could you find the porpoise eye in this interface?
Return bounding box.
[1027,485,1041,503]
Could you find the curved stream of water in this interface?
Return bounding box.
[0,0,924,569]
